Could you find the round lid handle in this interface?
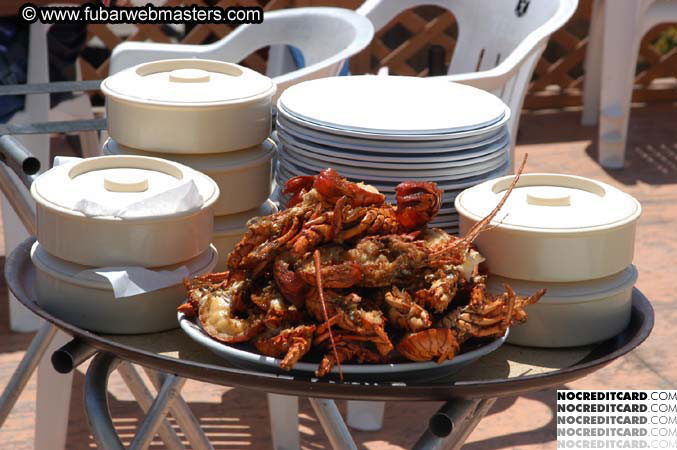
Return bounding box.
[104,174,149,193]
[526,189,571,207]
[168,68,211,83]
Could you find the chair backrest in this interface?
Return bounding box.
[215,7,373,93]
[221,8,370,66]
[109,8,373,100]
[359,0,573,75]
[358,0,577,172]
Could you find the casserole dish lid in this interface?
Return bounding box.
[104,138,276,171]
[102,59,276,107]
[32,155,218,220]
[214,200,277,235]
[31,241,218,291]
[456,173,641,232]
[486,265,638,305]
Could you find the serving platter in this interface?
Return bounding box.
[7,238,654,401]
[178,312,508,382]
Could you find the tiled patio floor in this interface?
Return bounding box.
[1,103,676,449]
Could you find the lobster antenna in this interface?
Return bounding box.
[461,153,528,246]
[314,249,343,380]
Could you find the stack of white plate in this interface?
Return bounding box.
[273,76,511,234]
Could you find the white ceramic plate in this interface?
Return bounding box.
[280,141,508,173]
[178,312,508,382]
[431,213,458,221]
[275,160,511,193]
[278,76,508,136]
[278,103,511,141]
[277,149,508,181]
[431,222,460,229]
[275,116,508,153]
[277,132,511,169]
[439,202,459,215]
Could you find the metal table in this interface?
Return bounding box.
[5,237,654,449]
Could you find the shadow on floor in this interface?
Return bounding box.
[517,103,677,187]
[585,141,677,186]
[464,388,564,450]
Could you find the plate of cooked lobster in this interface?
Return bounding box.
[178,312,509,381]
[177,157,546,382]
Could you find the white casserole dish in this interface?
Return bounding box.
[213,200,278,271]
[487,265,637,347]
[455,174,641,282]
[102,59,276,153]
[31,155,219,268]
[103,138,276,216]
[31,241,218,334]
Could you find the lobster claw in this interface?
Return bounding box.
[395,181,443,230]
[315,168,386,207]
[283,175,316,207]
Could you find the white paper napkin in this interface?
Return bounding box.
[77,265,190,298]
[71,179,203,218]
[51,156,204,219]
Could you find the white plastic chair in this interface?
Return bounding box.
[581,0,677,168]
[109,7,374,102]
[359,0,578,173]
[1,22,96,450]
[347,0,577,431]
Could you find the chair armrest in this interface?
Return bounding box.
[441,59,517,92]
[442,37,548,92]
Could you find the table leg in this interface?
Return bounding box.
[308,398,358,450]
[0,322,56,426]
[117,363,186,450]
[412,398,496,450]
[127,374,186,450]
[85,354,216,450]
[143,368,215,450]
[85,353,125,450]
